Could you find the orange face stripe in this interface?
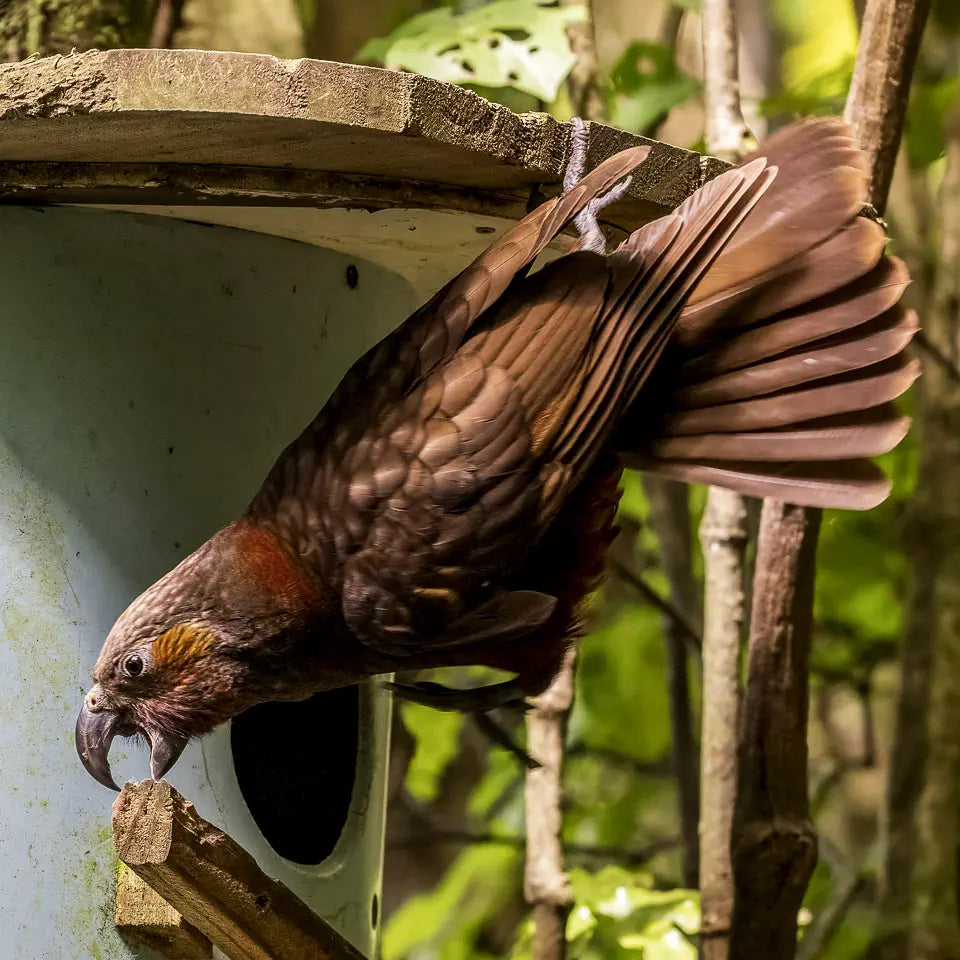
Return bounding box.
[152,624,213,669]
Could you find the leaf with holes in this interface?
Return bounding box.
[608,41,700,134]
[356,0,586,102]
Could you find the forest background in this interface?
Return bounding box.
[2,0,958,957]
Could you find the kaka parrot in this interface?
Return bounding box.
[77,118,916,790]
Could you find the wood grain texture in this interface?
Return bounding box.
[113,780,367,960]
[0,49,722,220]
[115,863,212,960]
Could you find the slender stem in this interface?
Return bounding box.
[608,556,702,652]
[698,487,748,960]
[644,476,702,888]
[149,0,185,49]
[698,3,751,955]
[702,0,750,161]
[525,646,577,960]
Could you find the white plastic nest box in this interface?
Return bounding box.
[0,48,704,959]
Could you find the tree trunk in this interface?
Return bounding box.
[905,112,960,960]
[0,0,153,60]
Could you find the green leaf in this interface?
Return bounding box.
[563,868,699,959]
[357,0,586,102]
[384,845,520,960]
[608,41,700,133]
[906,78,960,168]
[401,701,465,802]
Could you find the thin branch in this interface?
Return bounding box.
[698,488,748,960]
[642,6,687,137]
[560,0,606,121]
[914,329,960,384]
[567,742,674,778]
[843,0,932,211]
[797,870,866,960]
[519,8,607,955]
[148,0,185,50]
[474,712,539,770]
[870,104,960,960]
[608,556,702,652]
[702,0,751,161]
[698,2,752,954]
[643,476,701,888]
[525,646,577,960]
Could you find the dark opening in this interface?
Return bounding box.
[231,686,360,864]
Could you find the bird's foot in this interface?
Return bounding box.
[385,678,530,713]
[564,116,634,254]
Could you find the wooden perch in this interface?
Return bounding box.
[113,780,368,960]
[115,863,212,959]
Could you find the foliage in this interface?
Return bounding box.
[384,845,522,960]
[357,0,586,102]
[759,0,858,117]
[512,867,698,959]
[364,1,947,958]
[608,41,701,134]
[401,703,466,803]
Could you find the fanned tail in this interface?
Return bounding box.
[621,119,916,510]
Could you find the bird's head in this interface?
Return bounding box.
[76,520,331,790]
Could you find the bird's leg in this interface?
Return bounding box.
[564,116,634,254]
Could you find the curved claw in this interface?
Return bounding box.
[75,704,122,791]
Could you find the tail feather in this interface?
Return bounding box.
[623,119,916,510]
[681,256,911,380]
[677,308,918,407]
[676,218,888,347]
[623,457,893,510]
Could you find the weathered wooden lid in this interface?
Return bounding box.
[0,49,720,294]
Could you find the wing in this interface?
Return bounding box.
[247,142,653,579]
[338,259,610,656]
[330,165,773,656]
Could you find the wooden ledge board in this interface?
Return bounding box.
[0,49,723,227]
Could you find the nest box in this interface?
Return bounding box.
[0,48,707,959]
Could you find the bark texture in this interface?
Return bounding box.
[843,0,932,210]
[698,488,748,960]
[698,3,750,956]
[0,0,152,59]
[701,0,751,159]
[525,646,577,960]
[727,0,929,955]
[729,502,821,959]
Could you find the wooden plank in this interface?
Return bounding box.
[0,49,723,215]
[115,863,212,960]
[113,780,368,960]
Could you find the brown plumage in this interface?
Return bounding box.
[77,119,915,789]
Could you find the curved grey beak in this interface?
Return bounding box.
[75,701,123,791]
[76,691,188,790]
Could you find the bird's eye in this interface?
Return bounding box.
[123,654,145,678]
